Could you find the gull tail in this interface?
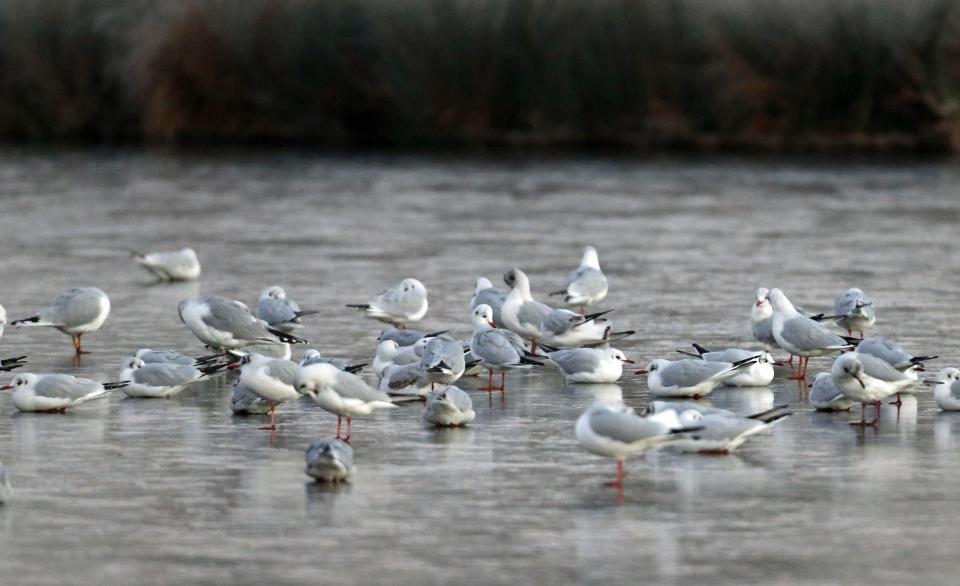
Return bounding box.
[548,289,567,297]
[536,342,560,353]
[519,356,544,366]
[670,425,705,435]
[346,304,371,310]
[198,363,230,377]
[424,330,449,338]
[345,363,366,374]
[691,343,711,356]
[584,330,635,346]
[267,328,308,345]
[0,356,27,368]
[426,360,453,374]
[293,310,320,319]
[194,352,226,365]
[464,359,482,370]
[911,355,938,365]
[747,404,792,424]
[840,336,862,347]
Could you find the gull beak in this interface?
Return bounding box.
[635,369,648,375]
[755,300,763,307]
[227,363,241,370]
[622,359,636,364]
[0,384,13,391]
[488,321,496,328]
[854,375,865,389]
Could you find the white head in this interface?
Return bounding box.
[471,304,496,331]
[934,367,960,385]
[580,246,600,269]
[295,363,340,399]
[259,286,286,302]
[636,358,670,376]
[0,373,39,391]
[376,340,400,361]
[832,353,865,389]
[399,278,427,297]
[301,349,322,361]
[182,247,198,259]
[604,348,635,364]
[475,277,494,293]
[0,303,6,326]
[757,351,776,364]
[134,348,153,360]
[677,408,705,427]
[752,289,773,320]
[767,288,797,316]
[122,357,146,371]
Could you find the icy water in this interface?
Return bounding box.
[0,150,959,585]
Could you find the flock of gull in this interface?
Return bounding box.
[0,243,953,499]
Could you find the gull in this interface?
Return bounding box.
[381,335,473,397]
[539,308,617,348]
[644,401,791,453]
[575,401,701,488]
[0,303,6,340]
[377,327,448,347]
[500,268,553,353]
[0,373,127,413]
[235,353,301,430]
[296,363,398,442]
[750,288,777,350]
[549,246,609,312]
[346,278,428,327]
[636,356,761,398]
[11,287,110,355]
[678,344,775,387]
[305,438,355,483]
[471,277,508,327]
[470,304,542,392]
[833,288,876,338]
[857,336,936,405]
[809,372,857,411]
[423,386,476,427]
[255,286,318,333]
[768,288,855,381]
[831,352,914,427]
[178,294,307,352]
[931,368,960,411]
[230,381,273,415]
[372,338,430,379]
[0,462,10,504]
[129,247,201,281]
[298,349,365,373]
[118,357,227,398]
[379,362,432,398]
[541,346,634,384]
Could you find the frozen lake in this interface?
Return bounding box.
[0,150,958,584]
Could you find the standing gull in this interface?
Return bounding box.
[0,373,127,413]
[129,247,201,282]
[833,288,876,338]
[236,353,301,430]
[11,287,110,355]
[178,294,307,352]
[296,363,397,442]
[575,402,700,488]
[470,304,541,392]
[255,286,318,333]
[768,288,854,381]
[500,268,553,353]
[346,278,428,328]
[831,352,913,426]
[644,402,791,453]
[550,246,609,313]
[0,303,6,340]
[857,336,936,405]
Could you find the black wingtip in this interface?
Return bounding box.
[747,404,792,422]
[670,425,705,435]
[535,342,559,354]
[0,363,24,372]
[840,336,862,346]
[548,290,566,297]
[519,356,544,366]
[267,328,309,345]
[103,381,130,390]
[10,316,40,326]
[0,355,28,366]
[345,304,371,310]
[424,330,449,338]
[911,355,938,364]
[199,363,229,377]
[731,354,763,368]
[691,343,710,356]
[464,359,482,369]
[294,310,320,319]
[345,363,366,374]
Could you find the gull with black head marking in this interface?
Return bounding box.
[833,288,876,339]
[500,268,553,353]
[179,294,307,353]
[235,353,301,430]
[0,373,127,413]
[470,304,542,392]
[768,288,855,381]
[549,246,609,314]
[296,363,399,442]
[256,286,318,334]
[637,355,762,398]
[831,352,912,427]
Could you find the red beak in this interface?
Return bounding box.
[488,321,496,328]
[622,359,635,364]
[227,363,241,370]
[635,369,648,375]
[0,384,13,391]
[756,300,763,307]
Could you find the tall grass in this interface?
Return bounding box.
[0,0,958,150]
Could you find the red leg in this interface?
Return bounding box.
[787,356,806,380]
[482,370,494,392]
[859,331,864,339]
[580,306,585,315]
[336,416,342,438]
[344,417,352,443]
[73,335,91,355]
[499,372,506,392]
[531,339,538,354]
[889,393,902,407]
[605,460,625,488]
[259,403,277,430]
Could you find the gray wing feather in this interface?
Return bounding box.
[139,350,195,366]
[549,349,600,375]
[590,410,670,443]
[751,317,775,345]
[41,288,105,328]
[266,360,300,386]
[445,387,474,411]
[384,363,427,389]
[566,267,607,297]
[950,380,960,401]
[473,331,523,365]
[857,338,912,367]
[516,300,551,329]
[701,349,754,363]
[375,287,425,315]
[857,353,911,382]
[203,296,271,340]
[35,375,98,399]
[781,317,848,350]
[660,360,731,388]
[541,310,579,336]
[256,298,299,326]
[335,371,391,402]
[134,364,198,387]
